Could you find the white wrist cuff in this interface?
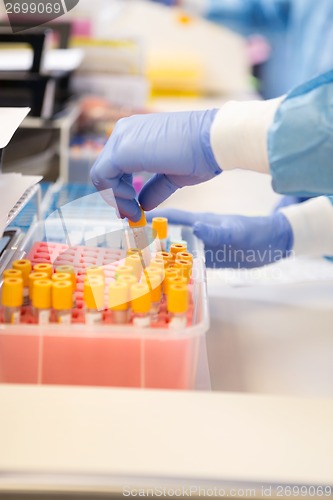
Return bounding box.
[210,97,283,173]
[280,197,333,257]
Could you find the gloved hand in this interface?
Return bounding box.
[147,208,294,268]
[90,110,222,222]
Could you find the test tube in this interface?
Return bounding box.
[86,265,105,282]
[12,259,32,302]
[168,276,187,286]
[84,276,105,325]
[52,280,73,324]
[175,259,192,283]
[32,279,52,325]
[163,268,180,295]
[52,272,73,287]
[167,283,189,329]
[169,243,187,260]
[149,257,165,271]
[3,269,22,280]
[126,248,142,257]
[108,281,129,324]
[1,277,23,324]
[175,251,193,263]
[115,265,135,280]
[125,254,143,281]
[117,274,137,290]
[143,271,162,316]
[157,251,174,268]
[152,217,168,251]
[128,208,151,267]
[130,283,151,328]
[28,271,48,300]
[55,265,76,288]
[33,263,53,279]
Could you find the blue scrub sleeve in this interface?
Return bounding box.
[268,70,333,196]
[205,0,290,34]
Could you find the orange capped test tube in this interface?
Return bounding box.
[1,277,23,324]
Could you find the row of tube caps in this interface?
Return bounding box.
[0,243,193,329]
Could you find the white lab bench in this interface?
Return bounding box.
[1,103,333,496]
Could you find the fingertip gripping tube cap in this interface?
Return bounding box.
[128,207,147,228]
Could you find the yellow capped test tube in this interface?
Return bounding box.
[126,248,142,257]
[84,276,104,325]
[115,265,135,280]
[86,265,105,282]
[52,272,73,285]
[33,263,53,279]
[167,276,187,289]
[128,207,147,228]
[170,243,187,260]
[144,265,164,281]
[167,283,188,329]
[157,251,174,267]
[32,279,52,324]
[13,259,32,300]
[3,269,22,280]
[149,257,165,271]
[128,207,150,267]
[175,251,193,263]
[125,254,143,280]
[108,281,129,324]
[175,259,192,282]
[152,217,168,250]
[130,283,151,328]
[117,274,137,290]
[143,272,162,316]
[163,268,180,294]
[55,265,76,288]
[52,280,73,324]
[1,277,23,324]
[28,271,48,299]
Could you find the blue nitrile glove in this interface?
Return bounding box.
[90,110,222,222]
[147,208,294,268]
